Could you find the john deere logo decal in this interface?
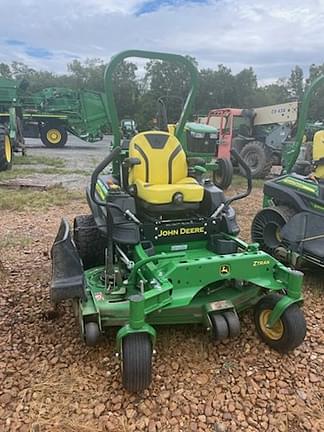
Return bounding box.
[220,264,230,275]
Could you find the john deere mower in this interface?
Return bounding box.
[252,75,324,269]
[51,50,306,392]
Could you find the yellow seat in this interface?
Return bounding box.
[128,131,204,205]
[313,131,324,179]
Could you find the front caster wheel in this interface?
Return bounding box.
[84,322,101,346]
[254,294,306,353]
[121,332,152,392]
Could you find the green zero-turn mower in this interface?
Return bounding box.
[51,50,306,392]
[252,75,324,269]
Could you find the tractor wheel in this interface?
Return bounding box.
[73,215,106,270]
[254,294,306,353]
[0,127,13,172]
[210,313,229,341]
[251,206,295,254]
[121,332,152,392]
[239,141,272,178]
[40,124,68,148]
[84,322,101,346]
[213,158,233,190]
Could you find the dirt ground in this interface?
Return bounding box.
[0,137,323,432]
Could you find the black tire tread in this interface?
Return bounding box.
[0,126,12,172]
[254,294,306,353]
[239,140,272,178]
[210,313,229,340]
[122,332,152,392]
[40,124,68,148]
[223,310,240,338]
[73,214,106,270]
[213,158,234,190]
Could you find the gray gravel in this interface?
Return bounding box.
[8,135,113,190]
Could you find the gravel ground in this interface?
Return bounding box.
[0,141,323,432]
[24,135,112,171]
[5,135,113,190]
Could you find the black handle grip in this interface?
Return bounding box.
[90,146,121,206]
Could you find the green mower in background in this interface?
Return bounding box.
[252,75,324,269]
[51,50,306,392]
[156,95,233,189]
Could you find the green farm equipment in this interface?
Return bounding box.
[23,87,110,147]
[0,79,110,149]
[252,75,324,269]
[157,96,233,189]
[0,78,25,171]
[51,50,306,392]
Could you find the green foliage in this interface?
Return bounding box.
[288,66,304,99]
[2,57,324,126]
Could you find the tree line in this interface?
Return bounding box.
[1,58,324,129]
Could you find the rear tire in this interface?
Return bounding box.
[0,127,13,171]
[213,158,233,190]
[40,124,68,148]
[73,214,106,270]
[251,206,295,254]
[254,294,306,353]
[122,332,152,392]
[239,141,272,178]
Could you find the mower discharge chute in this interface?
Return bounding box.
[51,50,306,392]
[252,75,324,269]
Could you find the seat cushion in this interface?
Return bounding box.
[135,177,204,204]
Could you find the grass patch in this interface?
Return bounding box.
[0,234,32,248]
[13,155,66,167]
[231,175,264,189]
[0,187,83,211]
[0,167,91,181]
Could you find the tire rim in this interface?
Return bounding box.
[46,129,62,144]
[259,309,284,340]
[244,151,259,170]
[4,135,11,162]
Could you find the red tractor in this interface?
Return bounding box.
[204,103,297,178]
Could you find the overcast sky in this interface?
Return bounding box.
[1,0,323,83]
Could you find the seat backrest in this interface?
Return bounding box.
[129,131,187,184]
[313,130,324,179]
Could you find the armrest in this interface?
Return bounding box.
[123,157,141,168]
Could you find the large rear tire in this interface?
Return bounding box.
[213,158,233,190]
[40,124,68,148]
[0,127,13,171]
[73,214,106,270]
[239,141,272,178]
